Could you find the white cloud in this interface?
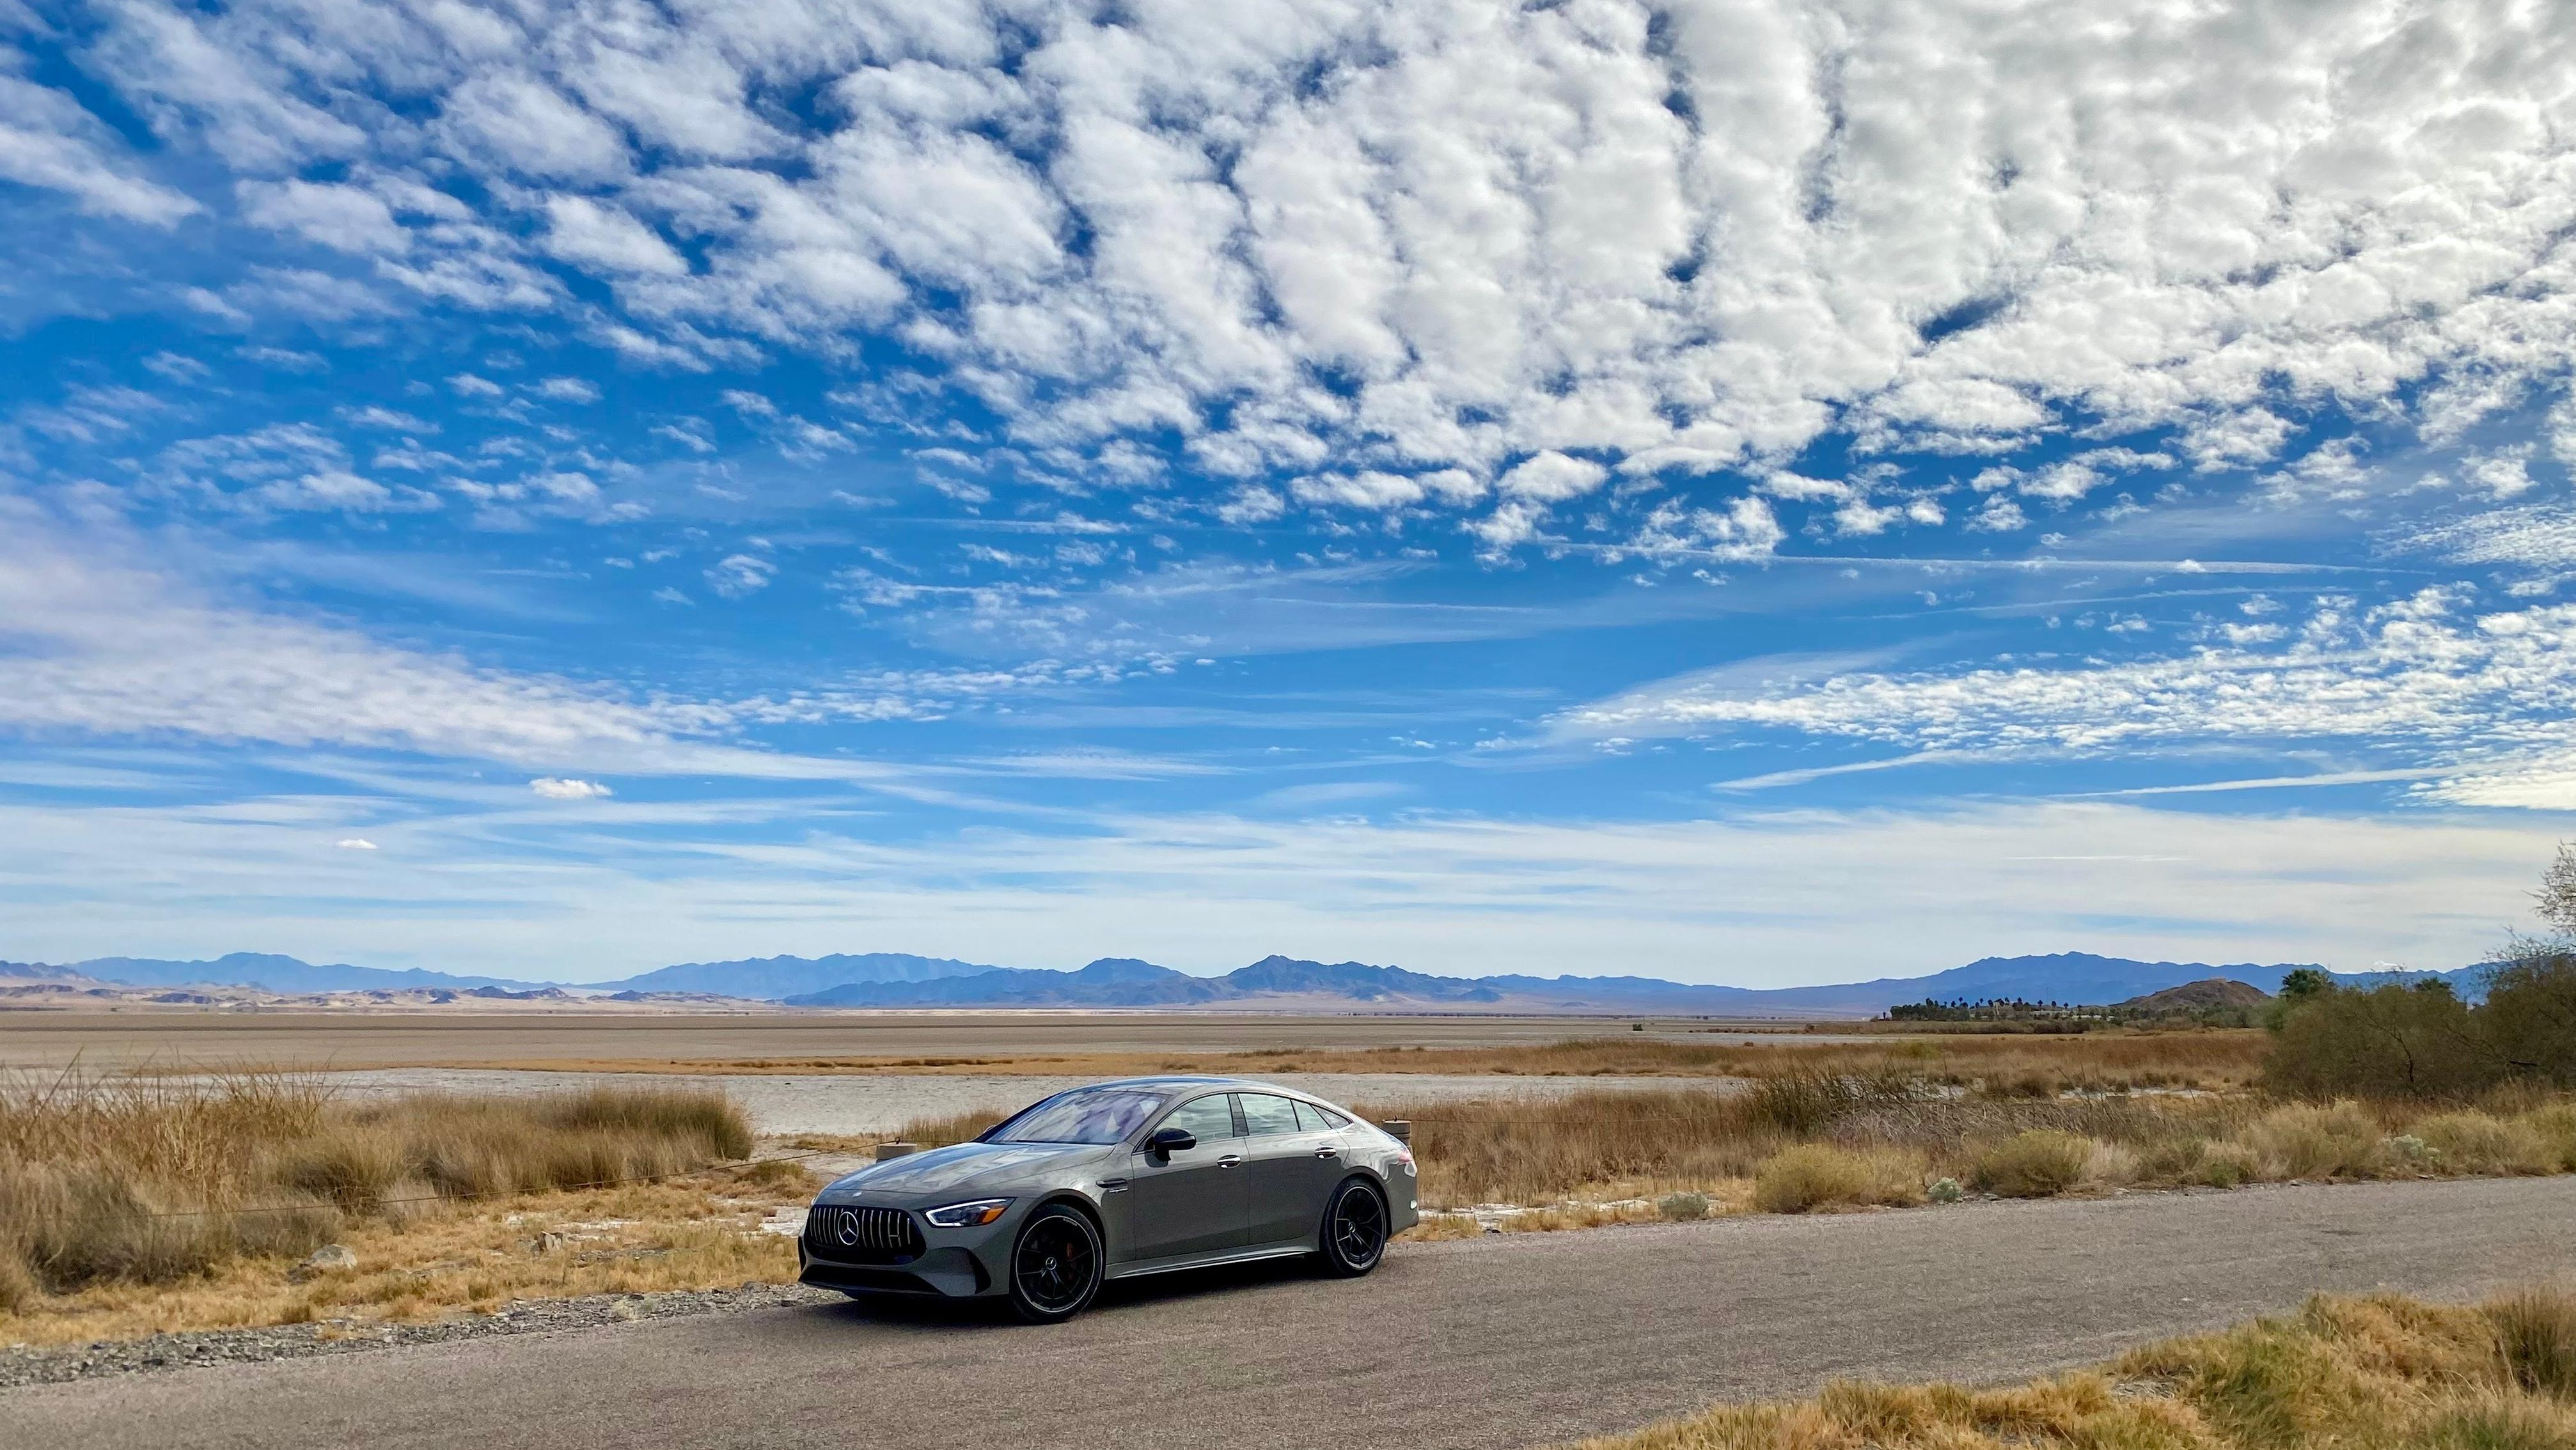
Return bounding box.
[2408,507,2576,571]
[705,552,775,597]
[0,510,671,763]
[1497,453,1609,504]
[237,178,404,254]
[1215,486,1285,526]
[530,776,612,799]
[0,74,199,224]
[533,377,601,403]
[334,838,377,850]
[26,0,2569,547]
[1551,588,2576,807]
[542,194,687,276]
[1966,495,2029,533]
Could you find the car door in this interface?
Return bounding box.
[1118,1092,1247,1262]
[1236,1093,1344,1247]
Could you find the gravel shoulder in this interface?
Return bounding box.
[6,1175,2570,1450]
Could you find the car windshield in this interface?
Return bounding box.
[986,1086,1176,1145]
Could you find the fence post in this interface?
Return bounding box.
[1381,1120,1411,1145]
[875,1141,920,1162]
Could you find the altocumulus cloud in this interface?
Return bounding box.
[26,0,2576,547]
[529,777,613,800]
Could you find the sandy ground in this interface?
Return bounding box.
[301,1066,1742,1135]
[0,1010,1843,1073]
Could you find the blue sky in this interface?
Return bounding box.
[4,0,2574,984]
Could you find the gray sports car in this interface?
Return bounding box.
[797,1075,1420,1323]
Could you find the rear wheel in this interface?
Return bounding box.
[1317,1178,1387,1277]
[1007,1203,1103,1324]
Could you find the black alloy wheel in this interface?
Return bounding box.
[1008,1204,1104,1324]
[1318,1178,1387,1277]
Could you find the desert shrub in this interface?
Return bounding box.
[2488,1286,2576,1398]
[540,1087,755,1160]
[2081,1139,2139,1188]
[2524,1105,2576,1171]
[1970,1130,2093,1197]
[0,1159,342,1293]
[2415,1112,2554,1176]
[0,1251,35,1314]
[2246,1102,2385,1178]
[2481,956,2576,1088]
[2265,979,2499,1101]
[1656,1191,1710,1221]
[1348,1089,1778,1205]
[1752,1144,1920,1213]
[730,1158,821,1191]
[271,1128,411,1212]
[2194,1141,2263,1188]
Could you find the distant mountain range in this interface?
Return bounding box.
[0,947,2491,1017]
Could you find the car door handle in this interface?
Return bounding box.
[1217,1154,1241,1168]
[1313,1146,1339,1158]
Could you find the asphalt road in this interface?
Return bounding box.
[10,1176,2572,1450]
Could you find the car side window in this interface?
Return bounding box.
[1291,1100,1330,1133]
[1314,1105,1351,1128]
[1156,1094,1237,1144]
[1238,1093,1302,1137]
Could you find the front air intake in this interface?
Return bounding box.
[804,1204,926,1264]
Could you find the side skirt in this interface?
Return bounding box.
[1104,1242,1315,1282]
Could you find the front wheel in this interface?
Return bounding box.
[1317,1178,1388,1277]
[1007,1203,1104,1324]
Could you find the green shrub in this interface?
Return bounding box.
[2262,980,2499,1101]
[1656,1191,1710,1221]
[2481,956,2576,1088]
[1751,1144,1920,1213]
[2194,1142,2262,1189]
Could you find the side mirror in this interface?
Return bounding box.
[1144,1126,1197,1156]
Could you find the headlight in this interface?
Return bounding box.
[923,1198,1012,1228]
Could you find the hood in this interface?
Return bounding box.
[823,1140,1114,1199]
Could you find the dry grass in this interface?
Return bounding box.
[1174,1029,2271,1093]
[479,1028,2272,1093]
[0,1070,757,1315]
[1358,1079,2576,1222]
[1970,1130,2093,1198]
[1576,1286,2576,1450]
[1752,1145,1922,1213]
[0,1161,816,1347]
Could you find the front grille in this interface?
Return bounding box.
[804,1204,925,1264]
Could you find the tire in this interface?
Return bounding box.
[1007,1203,1104,1324]
[1317,1178,1388,1277]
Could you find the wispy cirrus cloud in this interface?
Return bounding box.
[1551,587,2576,807]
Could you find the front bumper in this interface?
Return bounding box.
[796,1203,1019,1298]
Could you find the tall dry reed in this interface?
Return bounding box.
[0,1071,751,1299]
